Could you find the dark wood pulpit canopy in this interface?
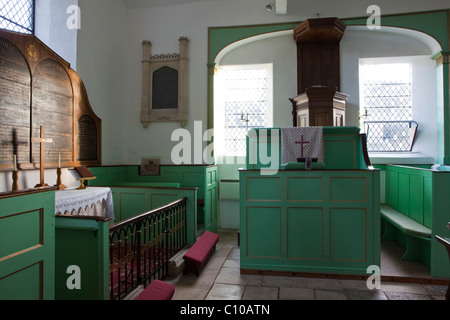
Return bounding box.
[290,17,349,127]
[0,29,102,172]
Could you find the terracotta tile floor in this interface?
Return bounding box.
[166,231,448,300]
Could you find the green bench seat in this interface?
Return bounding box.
[380,204,431,261]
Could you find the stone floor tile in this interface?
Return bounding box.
[340,279,372,291]
[222,259,240,268]
[205,283,245,300]
[384,291,432,300]
[172,286,209,300]
[380,282,429,295]
[242,286,279,300]
[173,268,219,290]
[422,283,448,297]
[346,289,388,300]
[314,289,349,300]
[279,287,314,300]
[216,267,264,286]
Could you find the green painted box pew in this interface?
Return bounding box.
[55,216,110,300]
[240,127,380,276]
[108,186,198,244]
[88,165,219,233]
[383,164,450,279]
[54,185,198,300]
[0,188,56,300]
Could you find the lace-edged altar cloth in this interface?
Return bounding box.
[55,187,115,223]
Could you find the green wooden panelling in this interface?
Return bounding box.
[54,185,198,300]
[55,217,109,300]
[246,206,281,258]
[287,177,323,201]
[384,165,450,278]
[287,207,323,260]
[240,169,380,275]
[0,190,55,300]
[89,165,219,233]
[110,186,197,245]
[329,177,367,202]
[246,177,281,201]
[246,127,366,171]
[329,208,367,261]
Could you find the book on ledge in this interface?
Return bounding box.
[74,166,95,179]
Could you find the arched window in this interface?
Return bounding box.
[0,0,35,34]
[214,63,273,157]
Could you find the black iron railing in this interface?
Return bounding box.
[109,197,187,300]
[363,120,418,152]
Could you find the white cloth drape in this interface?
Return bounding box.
[281,127,324,165]
[55,187,115,222]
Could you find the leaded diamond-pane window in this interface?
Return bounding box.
[222,67,270,155]
[360,62,415,152]
[0,0,34,34]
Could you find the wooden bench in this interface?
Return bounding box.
[183,231,219,275]
[134,280,175,300]
[380,204,431,261]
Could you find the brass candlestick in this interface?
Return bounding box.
[12,170,19,191]
[55,167,67,190]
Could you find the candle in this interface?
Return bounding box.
[13,154,17,171]
[58,154,61,168]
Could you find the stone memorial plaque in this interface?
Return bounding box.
[152,66,178,109]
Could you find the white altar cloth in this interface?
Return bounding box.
[55,187,115,222]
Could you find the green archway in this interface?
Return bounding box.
[207,9,450,163]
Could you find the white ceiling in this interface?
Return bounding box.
[122,0,219,9]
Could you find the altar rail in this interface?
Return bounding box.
[109,197,187,300]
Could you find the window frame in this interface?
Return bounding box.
[359,58,416,152]
[0,0,35,35]
[214,63,273,157]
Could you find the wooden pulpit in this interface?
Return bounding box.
[290,86,348,127]
[290,17,349,127]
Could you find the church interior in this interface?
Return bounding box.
[0,0,450,302]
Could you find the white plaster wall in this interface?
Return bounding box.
[35,0,79,69]
[218,33,297,128]
[76,0,127,165]
[113,0,447,167]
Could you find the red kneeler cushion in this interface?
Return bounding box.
[183,231,220,274]
[135,280,175,300]
[183,240,212,267]
[199,231,220,245]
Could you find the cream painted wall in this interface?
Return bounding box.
[80,0,447,167]
[76,0,127,165]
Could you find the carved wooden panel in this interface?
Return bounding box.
[0,29,101,171]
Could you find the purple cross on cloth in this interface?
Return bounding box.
[281,127,324,165]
